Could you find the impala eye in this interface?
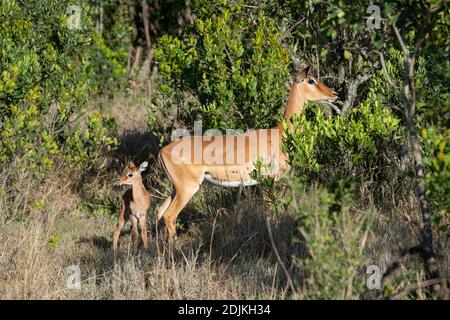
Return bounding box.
[308,79,315,85]
[127,173,133,178]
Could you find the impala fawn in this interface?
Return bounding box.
[113,161,151,252]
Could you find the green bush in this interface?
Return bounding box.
[151,1,290,135]
[421,127,450,231]
[0,0,117,175]
[87,1,132,93]
[290,185,369,299]
[283,92,401,184]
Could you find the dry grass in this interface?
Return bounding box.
[0,167,294,299]
[1,92,448,300]
[1,163,447,300]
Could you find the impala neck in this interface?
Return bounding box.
[276,83,305,134]
[132,179,148,202]
[283,83,305,121]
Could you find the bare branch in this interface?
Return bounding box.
[391,278,449,300]
[266,217,296,294]
[376,94,402,112]
[279,17,306,41]
[378,51,398,90]
[319,75,351,85]
[321,100,342,115]
[341,74,372,114]
[378,51,410,121]
[392,23,410,56]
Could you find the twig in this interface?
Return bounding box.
[376,94,402,112]
[319,75,351,84]
[279,18,306,41]
[321,100,342,115]
[391,278,449,300]
[149,186,170,199]
[266,217,296,294]
[392,23,410,56]
[341,74,372,114]
[223,232,258,274]
[50,269,114,297]
[378,51,398,90]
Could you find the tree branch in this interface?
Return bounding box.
[391,278,449,300]
[341,74,372,114]
[378,51,398,91]
[321,100,342,115]
[266,217,296,294]
[392,23,410,56]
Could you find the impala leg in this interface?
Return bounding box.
[130,216,139,251]
[113,204,126,252]
[139,216,149,250]
[162,186,199,239]
[112,217,125,252]
[156,195,172,221]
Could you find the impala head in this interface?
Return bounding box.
[118,161,148,186]
[294,66,338,102]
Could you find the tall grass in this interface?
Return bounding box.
[1,158,447,299]
[1,93,448,300]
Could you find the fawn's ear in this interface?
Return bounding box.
[138,161,148,173]
[129,161,136,168]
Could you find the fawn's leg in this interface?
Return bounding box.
[130,215,139,251]
[139,216,149,250]
[112,204,126,252]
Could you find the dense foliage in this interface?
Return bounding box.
[152,2,290,132]
[0,0,447,299]
[0,0,118,175]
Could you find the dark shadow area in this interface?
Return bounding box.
[71,129,161,220]
[77,235,112,250]
[112,129,160,171]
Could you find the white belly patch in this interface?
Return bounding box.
[203,173,258,187]
[133,212,146,220]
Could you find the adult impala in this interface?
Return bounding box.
[156,66,337,239]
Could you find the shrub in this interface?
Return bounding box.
[421,127,450,232]
[151,1,290,136]
[0,0,117,176]
[290,185,369,299]
[283,92,401,185]
[87,1,132,93]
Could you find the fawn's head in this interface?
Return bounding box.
[294,66,337,101]
[118,161,148,186]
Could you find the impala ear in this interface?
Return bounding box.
[138,161,148,173]
[296,65,311,82]
[128,161,136,168]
